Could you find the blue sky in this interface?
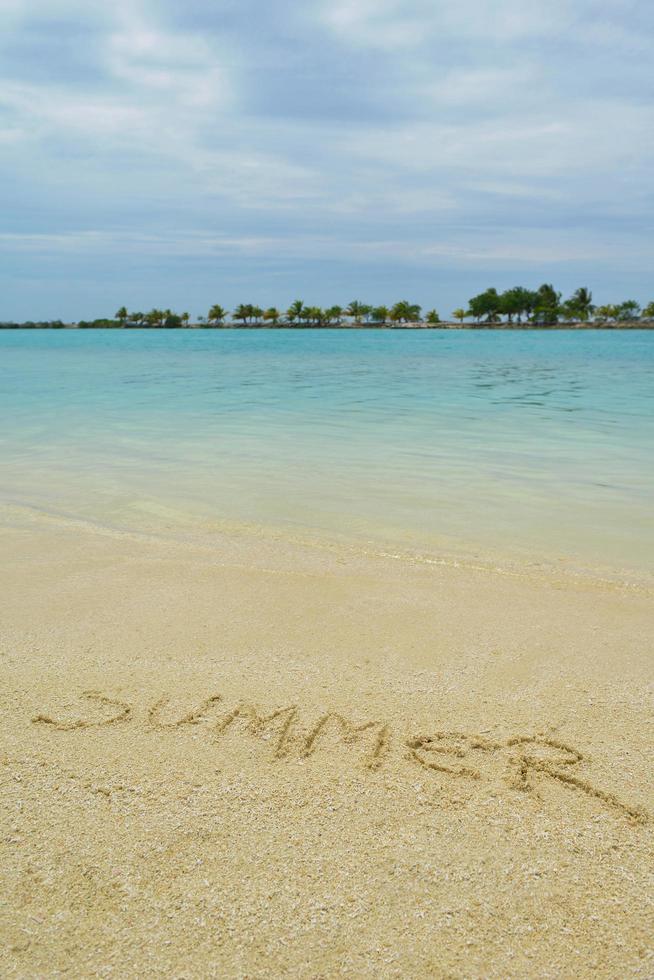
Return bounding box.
[1,0,653,320]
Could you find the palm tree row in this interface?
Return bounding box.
[114,307,190,328]
[202,300,431,326]
[108,291,654,328]
[109,300,433,327]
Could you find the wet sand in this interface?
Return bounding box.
[1,512,652,977]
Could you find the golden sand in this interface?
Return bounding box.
[1,512,652,978]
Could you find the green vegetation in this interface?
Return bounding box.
[370,305,389,323]
[263,307,281,325]
[206,304,227,325]
[94,299,426,327]
[78,318,124,328]
[464,285,647,325]
[390,300,422,323]
[2,287,653,328]
[0,320,67,329]
[594,301,643,322]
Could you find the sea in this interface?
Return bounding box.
[1,328,652,579]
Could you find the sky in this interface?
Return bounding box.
[1,0,653,320]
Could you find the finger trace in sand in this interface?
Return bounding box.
[30,688,650,825]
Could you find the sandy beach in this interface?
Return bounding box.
[4,0,654,971]
[1,509,652,978]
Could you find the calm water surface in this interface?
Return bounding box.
[1,329,652,574]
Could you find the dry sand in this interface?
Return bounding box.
[0,509,652,978]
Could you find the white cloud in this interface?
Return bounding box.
[105,10,230,110]
[1,0,653,317]
[319,0,425,49]
[318,0,583,48]
[0,1,321,208]
[422,65,541,108]
[1,225,651,268]
[335,96,654,183]
[0,82,148,139]
[0,0,233,138]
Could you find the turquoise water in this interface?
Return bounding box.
[1,329,653,574]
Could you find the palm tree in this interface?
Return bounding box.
[468,289,501,324]
[145,309,164,327]
[207,304,226,324]
[616,300,641,321]
[286,300,305,324]
[263,307,281,325]
[642,301,654,319]
[452,308,466,323]
[425,310,440,324]
[390,301,406,323]
[115,306,129,326]
[326,305,344,325]
[302,305,324,325]
[533,284,561,324]
[181,312,190,328]
[390,300,421,323]
[346,300,368,324]
[370,306,389,324]
[567,287,594,322]
[499,288,529,323]
[595,304,618,322]
[232,304,250,325]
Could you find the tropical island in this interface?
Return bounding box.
[3,285,653,329]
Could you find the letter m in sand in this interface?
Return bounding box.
[214,702,298,758]
[303,712,390,770]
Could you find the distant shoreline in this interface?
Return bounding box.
[2,321,654,330]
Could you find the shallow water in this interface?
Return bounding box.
[1,329,653,574]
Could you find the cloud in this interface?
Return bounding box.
[0,0,653,318]
[105,9,230,110]
[0,2,232,141]
[318,0,651,49]
[1,223,651,269]
[318,0,579,47]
